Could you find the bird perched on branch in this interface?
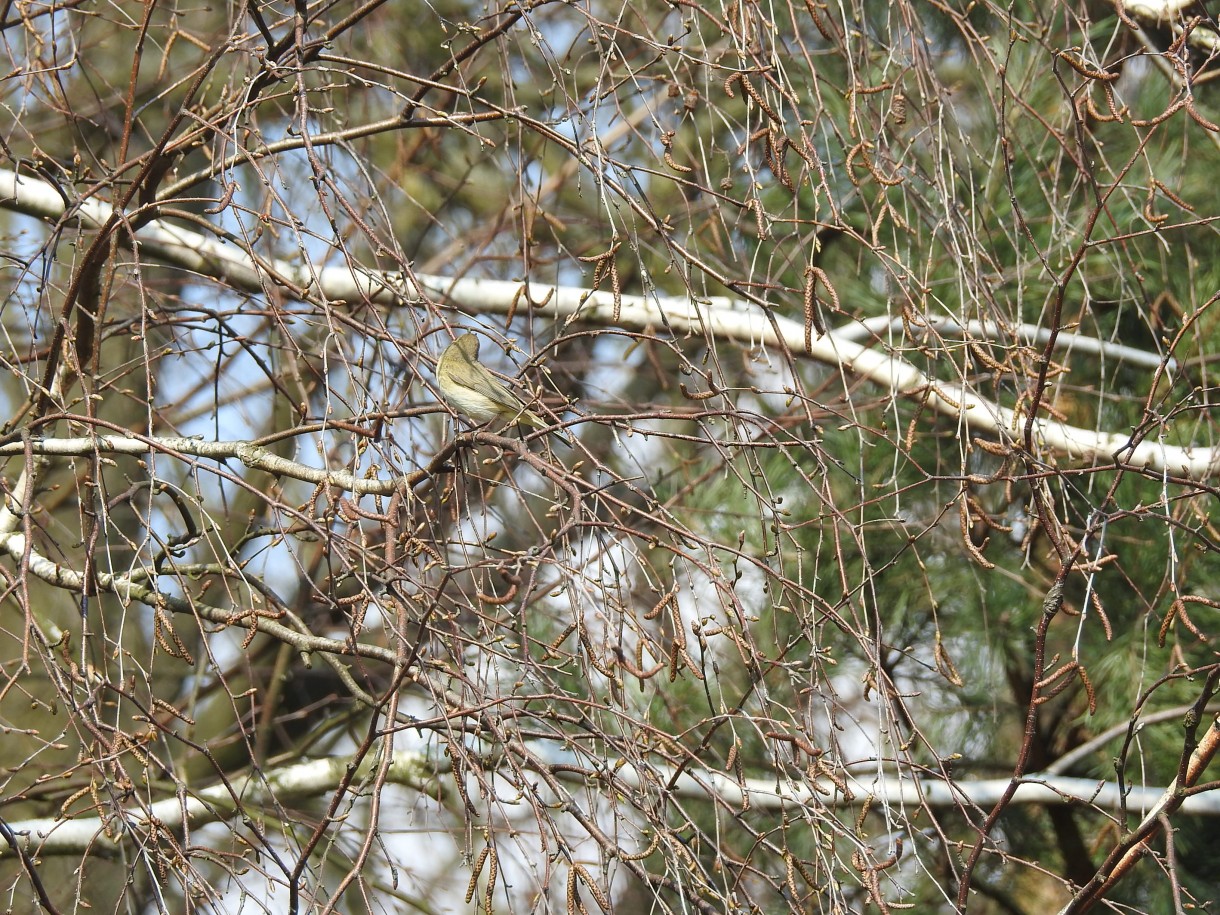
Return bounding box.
[436,333,556,436]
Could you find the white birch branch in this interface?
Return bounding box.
[3,167,1214,479]
[3,748,1216,859]
[0,752,434,858]
[0,524,399,667]
[0,434,422,496]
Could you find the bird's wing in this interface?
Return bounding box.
[452,335,528,410]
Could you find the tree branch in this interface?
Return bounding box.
[4,167,1212,479]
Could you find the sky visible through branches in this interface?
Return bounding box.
[1,0,1219,913]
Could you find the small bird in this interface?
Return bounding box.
[436,333,551,432]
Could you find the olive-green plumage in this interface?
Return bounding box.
[436,333,548,429]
